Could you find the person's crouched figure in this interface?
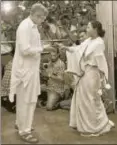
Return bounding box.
[43,46,66,111]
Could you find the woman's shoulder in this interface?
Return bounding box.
[82,37,91,43]
[85,37,105,56]
[95,37,105,45]
[80,37,92,47]
[93,37,105,55]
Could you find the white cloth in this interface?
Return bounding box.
[68,37,114,135]
[66,38,91,85]
[70,66,114,135]
[1,44,12,55]
[9,17,43,102]
[16,82,36,134]
[66,37,108,80]
[66,51,80,87]
[84,37,108,80]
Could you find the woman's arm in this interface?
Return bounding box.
[55,43,76,53]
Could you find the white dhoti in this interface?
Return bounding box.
[16,82,37,134]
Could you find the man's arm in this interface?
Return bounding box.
[17,25,43,56]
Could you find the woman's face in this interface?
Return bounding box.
[79,32,87,43]
[86,22,96,37]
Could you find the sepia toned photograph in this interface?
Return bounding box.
[1,0,117,144]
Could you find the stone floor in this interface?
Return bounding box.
[1,107,117,144]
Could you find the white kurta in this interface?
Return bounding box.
[9,17,43,103]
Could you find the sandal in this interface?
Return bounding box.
[72,127,77,130]
[81,133,99,137]
[15,124,34,131]
[19,132,39,143]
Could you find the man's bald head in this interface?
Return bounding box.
[30,3,48,16]
[30,3,48,25]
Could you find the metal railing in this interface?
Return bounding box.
[1,39,68,55]
[1,39,68,44]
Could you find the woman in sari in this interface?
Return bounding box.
[57,21,115,136]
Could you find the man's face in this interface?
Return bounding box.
[51,51,59,62]
[79,32,87,43]
[32,11,46,25]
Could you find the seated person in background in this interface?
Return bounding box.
[1,60,13,98]
[1,49,16,113]
[41,46,67,111]
[59,74,74,110]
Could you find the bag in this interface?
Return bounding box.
[1,95,16,113]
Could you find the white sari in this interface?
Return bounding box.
[66,37,114,136]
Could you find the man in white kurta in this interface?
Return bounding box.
[9,3,48,143]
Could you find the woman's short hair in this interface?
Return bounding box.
[30,3,48,16]
[90,20,105,37]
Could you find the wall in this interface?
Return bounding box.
[113,1,117,54]
[96,1,116,110]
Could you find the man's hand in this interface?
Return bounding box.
[54,42,62,47]
[9,95,14,103]
[55,43,66,51]
[43,44,51,50]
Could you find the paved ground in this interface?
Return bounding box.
[1,107,117,144]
